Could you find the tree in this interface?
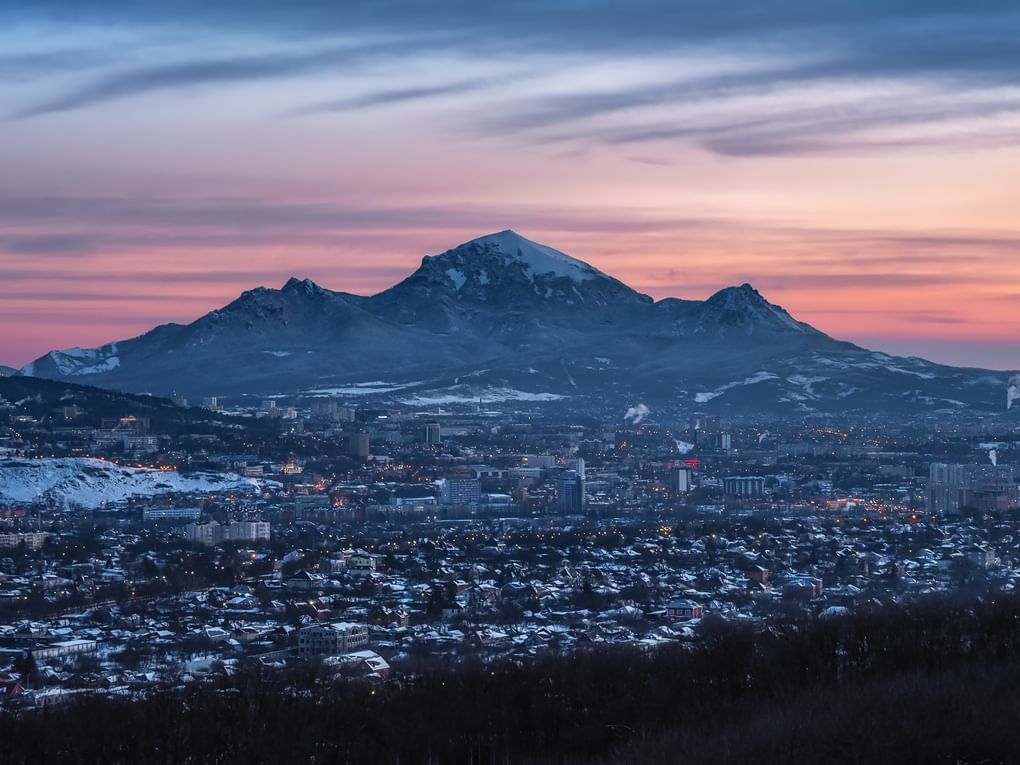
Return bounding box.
[12,651,37,688]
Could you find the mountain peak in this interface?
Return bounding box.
[282,277,325,295]
[707,282,766,303]
[697,283,818,335]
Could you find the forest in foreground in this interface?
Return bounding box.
[3,596,1020,764]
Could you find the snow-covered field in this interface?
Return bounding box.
[398,387,565,406]
[0,457,271,508]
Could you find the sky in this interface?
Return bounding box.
[1,1,1018,370]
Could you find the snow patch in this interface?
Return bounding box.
[624,403,650,424]
[694,372,779,403]
[399,387,565,406]
[446,268,467,290]
[305,381,420,397]
[46,345,120,376]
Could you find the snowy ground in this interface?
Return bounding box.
[0,457,271,508]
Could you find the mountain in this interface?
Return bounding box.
[17,230,1018,415]
[0,366,15,377]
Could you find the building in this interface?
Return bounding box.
[325,649,391,679]
[223,520,271,543]
[389,495,437,507]
[423,421,442,446]
[142,507,202,522]
[346,431,370,459]
[30,638,99,660]
[962,464,1018,513]
[927,462,964,515]
[440,477,481,506]
[347,552,378,576]
[185,519,270,545]
[669,467,692,494]
[519,454,556,469]
[185,521,223,546]
[723,476,765,498]
[311,399,354,421]
[927,463,1017,515]
[558,470,585,514]
[123,434,160,454]
[665,598,704,621]
[0,532,48,550]
[298,622,370,657]
[201,397,220,411]
[783,577,824,600]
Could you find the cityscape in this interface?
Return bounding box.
[2,0,1020,762]
[0,376,1018,699]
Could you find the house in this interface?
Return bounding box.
[285,570,325,592]
[0,675,25,705]
[325,649,391,680]
[665,598,704,621]
[782,577,824,601]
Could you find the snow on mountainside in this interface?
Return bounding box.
[458,230,603,282]
[0,457,272,508]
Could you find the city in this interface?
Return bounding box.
[1,376,1017,706]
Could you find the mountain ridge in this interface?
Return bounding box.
[16,230,1018,414]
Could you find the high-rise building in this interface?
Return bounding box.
[670,467,692,494]
[185,520,222,546]
[927,463,965,515]
[423,421,442,446]
[223,520,271,543]
[929,463,1020,514]
[558,470,586,513]
[723,476,765,497]
[345,431,370,459]
[440,477,481,506]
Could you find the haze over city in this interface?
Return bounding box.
[2,1,1019,369]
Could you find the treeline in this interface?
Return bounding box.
[4,596,1020,763]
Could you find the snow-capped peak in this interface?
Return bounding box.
[449,230,604,283]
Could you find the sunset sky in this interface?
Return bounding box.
[1,1,1018,370]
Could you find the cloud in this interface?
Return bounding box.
[0,48,112,78]
[11,43,379,118]
[6,1,1020,158]
[297,78,503,113]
